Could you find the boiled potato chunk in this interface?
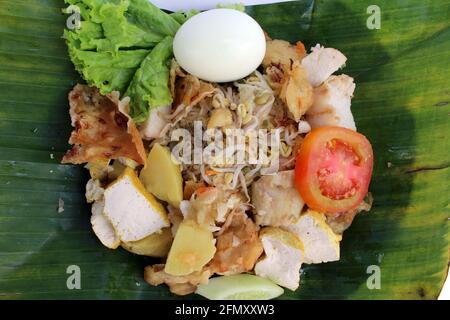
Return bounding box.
[121,228,173,258]
[140,143,183,207]
[165,220,216,276]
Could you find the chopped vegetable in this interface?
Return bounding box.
[196,274,284,300]
[170,10,199,24]
[64,0,175,53]
[165,220,216,276]
[64,0,183,122]
[60,3,375,297]
[179,188,245,232]
[140,143,183,207]
[295,126,374,214]
[121,228,173,257]
[66,48,150,94]
[126,0,181,36]
[125,37,174,122]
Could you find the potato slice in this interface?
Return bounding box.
[165,220,216,276]
[140,143,183,207]
[121,228,173,257]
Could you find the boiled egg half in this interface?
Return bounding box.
[173,9,266,83]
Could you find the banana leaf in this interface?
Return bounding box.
[0,0,449,299]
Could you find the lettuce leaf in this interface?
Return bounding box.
[125,36,173,123]
[67,46,150,94]
[64,0,182,121]
[63,21,103,51]
[216,3,245,12]
[89,1,163,52]
[65,0,175,53]
[170,10,199,24]
[126,0,181,37]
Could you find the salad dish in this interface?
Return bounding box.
[61,0,374,299]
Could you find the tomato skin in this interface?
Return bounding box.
[295,126,373,214]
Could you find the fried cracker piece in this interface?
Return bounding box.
[144,264,212,296]
[62,84,146,165]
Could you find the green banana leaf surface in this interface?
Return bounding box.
[0,0,449,299]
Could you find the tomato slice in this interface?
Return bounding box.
[295,126,373,214]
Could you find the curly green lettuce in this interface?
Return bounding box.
[64,0,187,122]
[170,10,199,24]
[68,47,150,93]
[125,36,174,123]
[126,0,181,36]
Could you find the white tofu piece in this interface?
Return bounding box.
[91,199,120,249]
[301,44,347,87]
[255,227,304,291]
[283,210,342,264]
[251,170,305,227]
[306,75,356,130]
[103,168,169,242]
[139,105,171,140]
